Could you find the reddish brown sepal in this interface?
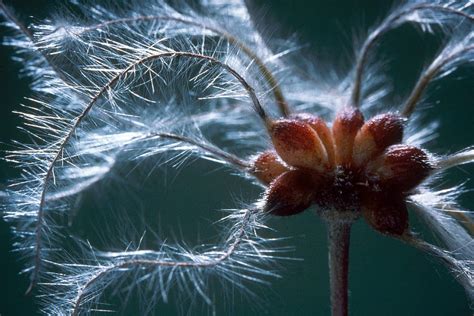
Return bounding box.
[353,113,404,166]
[291,113,336,168]
[362,192,409,235]
[368,145,432,192]
[332,107,364,166]
[270,119,328,171]
[264,170,318,216]
[252,150,289,184]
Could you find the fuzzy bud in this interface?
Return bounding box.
[353,113,404,166]
[368,145,432,192]
[291,113,336,168]
[270,119,328,171]
[264,170,317,216]
[332,107,364,166]
[362,192,409,236]
[251,150,289,184]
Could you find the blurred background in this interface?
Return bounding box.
[1,0,473,315]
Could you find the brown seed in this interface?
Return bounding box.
[264,169,319,216]
[332,107,364,166]
[368,144,432,192]
[252,150,289,184]
[362,192,409,236]
[291,113,336,168]
[353,113,404,166]
[270,119,328,171]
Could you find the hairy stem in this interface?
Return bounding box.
[434,149,474,171]
[66,14,290,117]
[397,231,473,296]
[401,44,474,118]
[28,51,268,294]
[72,209,254,315]
[327,221,351,316]
[350,3,474,108]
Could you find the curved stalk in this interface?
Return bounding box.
[429,150,474,235]
[72,209,253,316]
[146,132,253,170]
[433,149,474,171]
[350,3,474,108]
[1,3,290,115]
[63,15,290,117]
[27,51,268,294]
[401,45,474,118]
[397,232,473,296]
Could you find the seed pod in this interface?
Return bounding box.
[264,170,318,216]
[251,150,289,184]
[291,113,336,168]
[353,113,404,166]
[368,144,432,192]
[270,119,328,171]
[332,107,364,166]
[362,192,408,236]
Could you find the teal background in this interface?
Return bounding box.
[1,0,473,315]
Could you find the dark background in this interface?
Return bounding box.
[1,0,473,315]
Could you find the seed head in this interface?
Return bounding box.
[256,108,433,237]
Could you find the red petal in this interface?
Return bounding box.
[353,113,404,166]
[368,145,432,192]
[252,150,290,184]
[362,192,409,235]
[291,113,336,168]
[264,170,319,216]
[332,107,364,166]
[270,119,328,171]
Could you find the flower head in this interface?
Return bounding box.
[258,108,433,237]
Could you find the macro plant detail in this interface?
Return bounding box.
[0,0,473,315]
